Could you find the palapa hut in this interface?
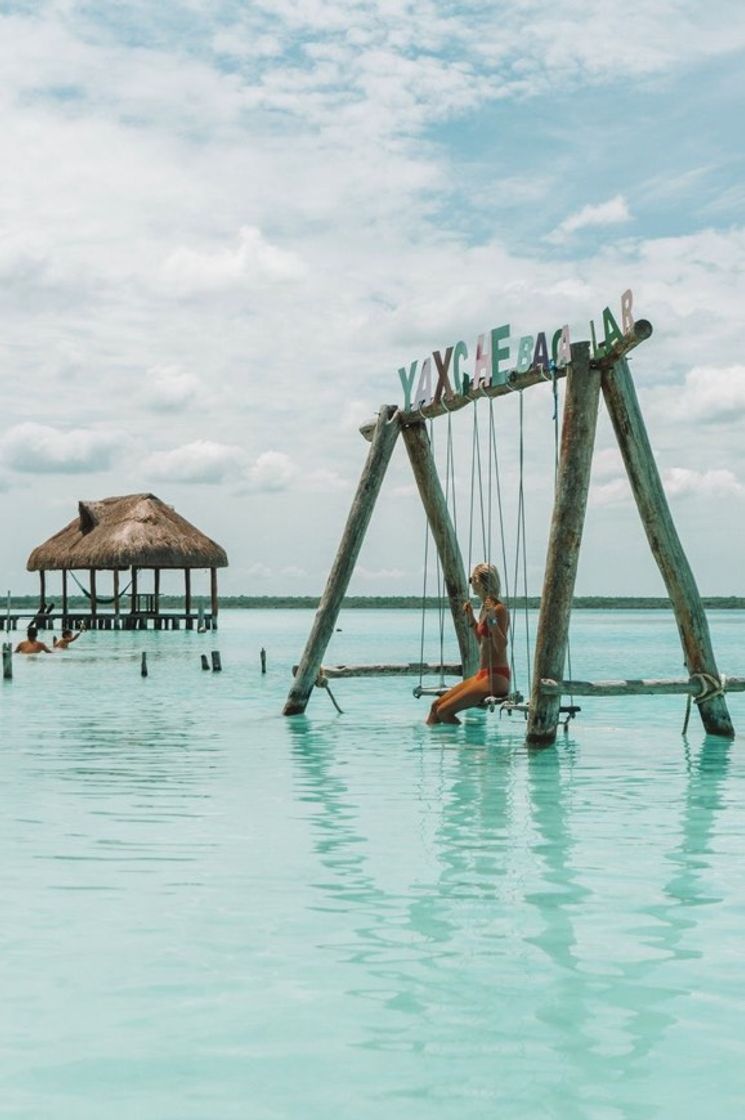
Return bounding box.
[26,493,228,631]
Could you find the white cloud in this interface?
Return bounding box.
[142,365,200,412]
[663,466,745,498]
[356,565,407,581]
[0,422,123,474]
[301,468,349,492]
[144,440,244,483]
[246,451,296,492]
[659,365,745,423]
[160,226,306,297]
[590,477,632,507]
[592,447,625,479]
[547,195,632,244]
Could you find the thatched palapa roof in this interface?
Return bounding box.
[27,493,229,571]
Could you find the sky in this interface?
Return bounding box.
[2,0,745,600]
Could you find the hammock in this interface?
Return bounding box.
[70,571,133,605]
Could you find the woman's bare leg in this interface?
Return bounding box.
[428,672,510,725]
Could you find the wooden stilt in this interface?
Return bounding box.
[2,642,12,680]
[131,567,138,614]
[62,569,68,620]
[113,570,120,617]
[399,420,478,678]
[602,356,734,738]
[210,568,218,621]
[39,571,46,613]
[154,568,161,615]
[184,569,191,616]
[527,343,601,746]
[90,570,97,620]
[283,405,401,715]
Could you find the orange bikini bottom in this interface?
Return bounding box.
[476,666,510,684]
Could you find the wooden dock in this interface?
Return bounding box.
[0,612,217,632]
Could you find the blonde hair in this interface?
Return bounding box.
[471,562,501,600]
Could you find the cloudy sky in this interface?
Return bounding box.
[2,0,745,599]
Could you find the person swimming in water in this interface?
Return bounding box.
[14,626,53,655]
[53,626,85,650]
[426,562,510,725]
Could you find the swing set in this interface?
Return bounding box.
[284,316,743,744]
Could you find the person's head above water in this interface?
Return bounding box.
[61,629,73,639]
[469,562,501,600]
[26,626,38,640]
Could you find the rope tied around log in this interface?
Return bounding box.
[315,672,344,714]
[683,672,727,736]
[691,671,727,705]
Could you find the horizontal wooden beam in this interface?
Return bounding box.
[539,675,745,698]
[360,320,653,440]
[294,662,463,679]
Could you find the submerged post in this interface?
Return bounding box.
[283,406,400,715]
[400,421,479,678]
[2,642,12,681]
[602,356,734,738]
[527,343,601,746]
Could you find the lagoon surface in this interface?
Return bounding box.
[2,609,745,1119]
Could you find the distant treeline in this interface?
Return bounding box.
[6,594,745,610]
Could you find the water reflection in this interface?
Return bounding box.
[290,715,737,1112]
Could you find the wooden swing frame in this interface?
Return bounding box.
[283,320,736,744]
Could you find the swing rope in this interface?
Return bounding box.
[513,391,532,695]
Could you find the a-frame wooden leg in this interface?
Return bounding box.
[602,357,734,739]
[283,406,400,715]
[527,343,600,745]
[400,421,479,678]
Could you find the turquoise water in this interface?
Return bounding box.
[2,609,745,1119]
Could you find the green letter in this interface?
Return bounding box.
[398,360,418,411]
[452,340,468,394]
[602,306,623,351]
[490,324,510,386]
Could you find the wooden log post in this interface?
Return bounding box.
[210,568,219,624]
[527,343,601,746]
[154,568,161,615]
[39,571,46,615]
[400,421,479,679]
[131,567,138,614]
[602,356,734,738]
[62,569,68,621]
[2,642,12,681]
[283,405,401,715]
[113,570,120,617]
[90,570,97,621]
[184,569,192,616]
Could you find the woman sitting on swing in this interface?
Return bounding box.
[426,562,510,725]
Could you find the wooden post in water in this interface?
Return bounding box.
[602,356,734,738]
[283,406,401,715]
[154,568,161,615]
[2,642,12,680]
[184,569,192,617]
[210,568,219,625]
[89,569,97,622]
[113,570,120,618]
[201,654,210,671]
[400,421,479,679]
[211,650,222,672]
[527,343,601,746]
[131,567,138,615]
[260,647,267,674]
[62,570,68,620]
[141,651,148,678]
